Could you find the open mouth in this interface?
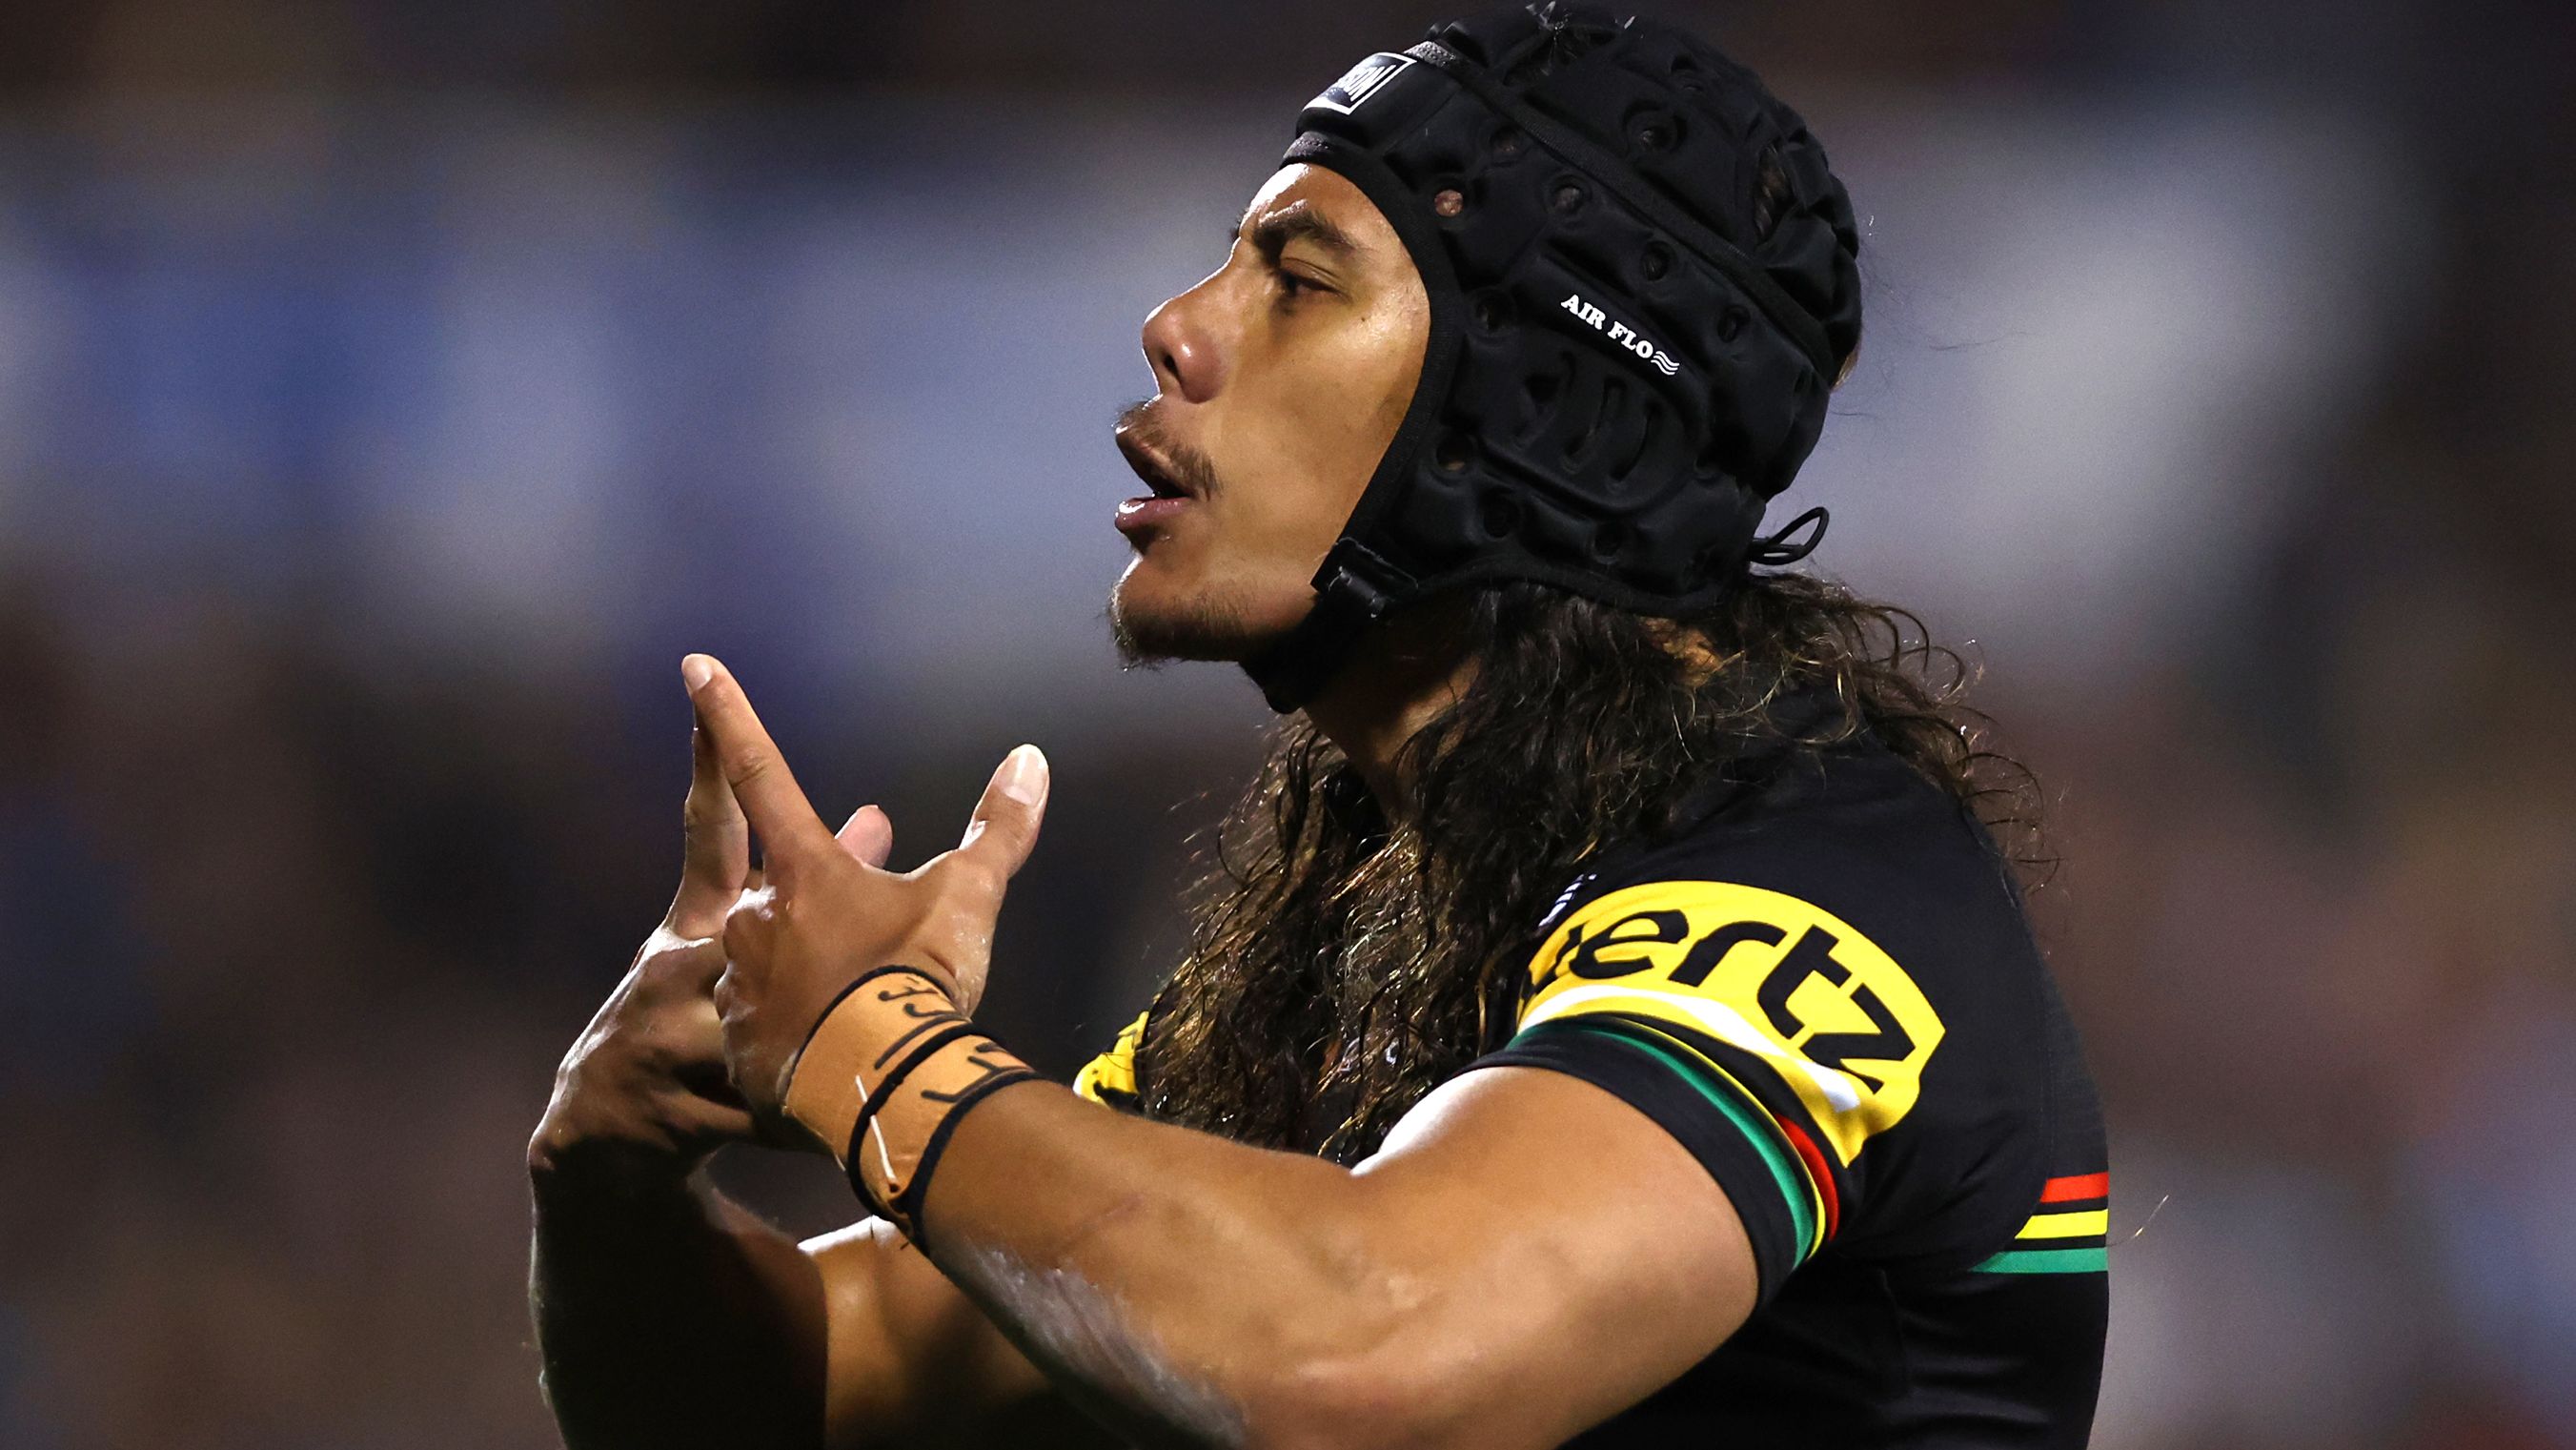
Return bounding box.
[1115,430,1193,500]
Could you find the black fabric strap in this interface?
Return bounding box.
[1241,537,1415,712]
[887,1067,1042,1244]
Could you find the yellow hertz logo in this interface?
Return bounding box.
[1072,1011,1147,1106]
[1521,882,1944,1163]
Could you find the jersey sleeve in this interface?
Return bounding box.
[1460,878,1949,1304]
[1071,1009,1152,1115]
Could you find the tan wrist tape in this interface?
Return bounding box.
[781,966,1035,1239]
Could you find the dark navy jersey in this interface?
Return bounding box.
[1078,736,2108,1447]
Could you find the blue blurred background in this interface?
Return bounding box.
[0,2,2569,1445]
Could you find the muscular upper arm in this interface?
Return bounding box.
[1334,1062,1758,1448]
[804,1218,1126,1450]
[795,1048,1757,1450]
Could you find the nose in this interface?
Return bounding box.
[1141,280,1225,405]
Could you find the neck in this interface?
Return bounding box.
[1296,599,1477,810]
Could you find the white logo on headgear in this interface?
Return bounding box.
[1309,52,1416,114]
[1560,291,1683,377]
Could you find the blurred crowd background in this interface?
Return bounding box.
[0,1,2569,1446]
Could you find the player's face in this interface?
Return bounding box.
[1109,164,1430,664]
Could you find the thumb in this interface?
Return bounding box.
[954,745,1049,885]
[836,804,895,868]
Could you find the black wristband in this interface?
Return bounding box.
[885,1066,1043,1240]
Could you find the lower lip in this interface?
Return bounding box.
[1114,496,1193,535]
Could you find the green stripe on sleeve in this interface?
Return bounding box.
[1537,1020,1819,1261]
[1974,1247,2108,1274]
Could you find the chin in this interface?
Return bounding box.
[1108,563,1293,666]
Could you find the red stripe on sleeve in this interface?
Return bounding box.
[2039,1172,2109,1203]
[1775,1118,1841,1241]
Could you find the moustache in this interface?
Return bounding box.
[1114,399,1227,500]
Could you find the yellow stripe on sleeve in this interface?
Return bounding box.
[2016,1209,2109,1240]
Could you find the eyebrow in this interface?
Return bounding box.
[1242,202,1362,261]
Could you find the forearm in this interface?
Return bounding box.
[528,1162,827,1450]
[779,972,1463,1449]
[907,1085,1443,1450]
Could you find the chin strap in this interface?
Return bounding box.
[1247,508,1829,713]
[1241,538,1415,713]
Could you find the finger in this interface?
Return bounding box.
[668,721,749,937]
[682,654,838,880]
[661,996,740,1094]
[673,1065,750,1112]
[836,804,895,869]
[637,928,728,997]
[720,885,778,991]
[656,1088,758,1145]
[954,744,1050,886]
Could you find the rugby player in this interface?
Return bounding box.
[527,6,2109,1446]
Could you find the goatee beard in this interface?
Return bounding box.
[1107,582,1277,666]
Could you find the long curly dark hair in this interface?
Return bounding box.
[1134,574,2041,1163]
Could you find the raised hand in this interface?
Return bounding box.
[679,653,1048,1143]
[527,690,901,1185]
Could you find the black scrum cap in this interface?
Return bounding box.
[1244,3,1862,711]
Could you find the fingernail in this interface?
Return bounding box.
[996,744,1046,806]
[682,654,716,691]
